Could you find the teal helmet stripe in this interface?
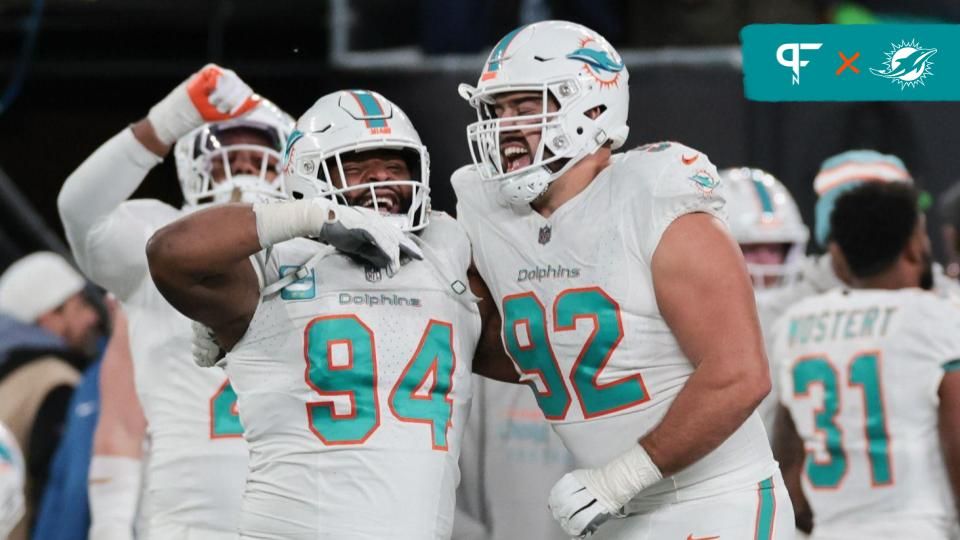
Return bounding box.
[0,444,11,464]
[486,25,525,72]
[751,178,776,218]
[350,90,387,128]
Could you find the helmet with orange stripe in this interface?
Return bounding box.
[721,167,809,289]
[281,89,431,233]
[458,20,629,206]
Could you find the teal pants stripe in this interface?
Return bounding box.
[754,476,776,540]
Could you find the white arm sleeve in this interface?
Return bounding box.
[57,128,163,297]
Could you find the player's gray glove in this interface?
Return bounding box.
[253,198,422,275]
[317,204,421,275]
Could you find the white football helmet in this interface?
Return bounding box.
[721,167,810,289]
[281,89,431,232]
[459,20,630,206]
[174,98,294,206]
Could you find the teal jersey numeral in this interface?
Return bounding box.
[502,293,571,419]
[793,351,893,489]
[501,287,649,421]
[304,315,380,445]
[301,315,458,450]
[389,321,456,450]
[849,352,893,485]
[556,288,649,418]
[793,357,846,488]
[210,380,243,438]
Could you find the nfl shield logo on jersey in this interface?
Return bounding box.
[365,265,382,283]
[538,225,552,245]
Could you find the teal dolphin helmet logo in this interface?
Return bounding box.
[566,47,625,74]
[566,37,624,87]
[870,39,937,89]
[690,170,719,191]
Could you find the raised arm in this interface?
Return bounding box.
[57,64,260,298]
[146,204,263,348]
[56,120,164,271]
[147,199,422,348]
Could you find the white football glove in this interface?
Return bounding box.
[191,321,223,368]
[548,444,663,538]
[147,63,260,145]
[253,199,422,275]
[548,472,617,538]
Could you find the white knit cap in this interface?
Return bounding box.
[0,252,87,323]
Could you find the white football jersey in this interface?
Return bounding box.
[70,199,247,530]
[772,287,960,538]
[0,422,24,540]
[453,142,777,505]
[225,212,481,540]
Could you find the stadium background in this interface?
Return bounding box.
[1,0,960,267]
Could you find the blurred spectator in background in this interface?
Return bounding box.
[32,303,136,540]
[0,251,100,540]
[938,182,960,281]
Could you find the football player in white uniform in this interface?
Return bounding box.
[771,181,960,539]
[57,64,294,539]
[453,21,793,539]
[721,167,810,436]
[759,150,960,327]
[147,90,484,539]
[0,422,25,540]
